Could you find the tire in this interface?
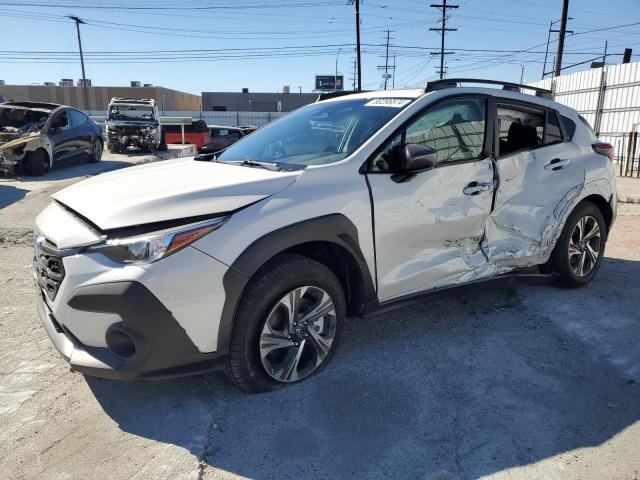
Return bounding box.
[107,141,119,154]
[28,150,46,176]
[550,201,607,287]
[90,138,103,163]
[225,254,346,393]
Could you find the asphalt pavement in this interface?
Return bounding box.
[0,155,639,479]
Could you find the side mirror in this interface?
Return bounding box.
[391,143,436,183]
[50,126,61,135]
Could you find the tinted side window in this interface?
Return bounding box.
[52,111,71,130]
[371,132,402,171]
[371,97,486,171]
[405,97,486,165]
[69,109,87,127]
[561,115,576,140]
[544,111,563,145]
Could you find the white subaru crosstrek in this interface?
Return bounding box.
[34,79,616,392]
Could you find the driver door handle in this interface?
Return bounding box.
[544,158,571,171]
[463,181,493,196]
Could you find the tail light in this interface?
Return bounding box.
[592,141,614,160]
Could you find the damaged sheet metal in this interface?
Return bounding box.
[486,144,587,268]
[0,103,55,175]
[367,158,496,301]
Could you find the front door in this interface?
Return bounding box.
[486,101,585,267]
[366,95,495,301]
[50,110,77,163]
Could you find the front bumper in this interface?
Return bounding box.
[36,281,227,381]
[0,150,18,175]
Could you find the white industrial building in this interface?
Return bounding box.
[529,61,640,175]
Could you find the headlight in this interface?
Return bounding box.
[88,216,228,264]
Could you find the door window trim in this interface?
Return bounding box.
[361,93,493,174]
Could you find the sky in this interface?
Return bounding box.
[0,0,639,95]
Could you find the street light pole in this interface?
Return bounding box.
[68,15,89,111]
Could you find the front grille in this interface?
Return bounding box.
[33,235,65,301]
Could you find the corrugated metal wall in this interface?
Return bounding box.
[529,61,640,170]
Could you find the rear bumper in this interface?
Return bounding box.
[36,281,227,381]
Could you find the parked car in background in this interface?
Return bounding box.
[0,101,102,176]
[33,79,616,392]
[199,125,245,154]
[105,97,160,153]
[162,119,212,151]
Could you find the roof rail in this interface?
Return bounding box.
[424,78,553,100]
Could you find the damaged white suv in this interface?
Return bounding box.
[34,79,616,392]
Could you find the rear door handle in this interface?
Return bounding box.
[544,158,571,170]
[463,181,493,195]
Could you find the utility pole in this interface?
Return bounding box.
[377,31,395,90]
[520,64,525,84]
[383,30,390,90]
[542,17,573,79]
[351,57,357,91]
[554,0,570,77]
[430,0,458,80]
[392,52,396,89]
[68,15,89,111]
[347,0,362,91]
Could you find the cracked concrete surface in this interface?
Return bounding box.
[1,159,639,479]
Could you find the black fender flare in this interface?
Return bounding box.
[217,213,376,353]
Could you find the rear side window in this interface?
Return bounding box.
[561,115,576,140]
[544,111,563,144]
[498,103,564,156]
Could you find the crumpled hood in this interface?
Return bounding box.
[0,132,38,149]
[52,157,302,231]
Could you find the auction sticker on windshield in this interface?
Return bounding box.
[365,98,412,107]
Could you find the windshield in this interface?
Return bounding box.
[217,97,412,166]
[108,105,155,121]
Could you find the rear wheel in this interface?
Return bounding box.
[225,254,345,393]
[28,150,46,176]
[551,201,606,286]
[89,138,103,163]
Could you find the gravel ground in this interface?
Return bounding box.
[0,161,639,479]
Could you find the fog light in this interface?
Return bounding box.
[106,329,136,359]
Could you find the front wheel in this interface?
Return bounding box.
[225,254,345,393]
[551,201,606,286]
[28,150,46,176]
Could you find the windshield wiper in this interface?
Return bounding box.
[222,159,281,171]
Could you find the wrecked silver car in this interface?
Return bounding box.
[105,97,161,153]
[0,102,103,176]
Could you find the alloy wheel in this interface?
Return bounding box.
[568,215,601,277]
[94,140,103,160]
[259,286,337,383]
